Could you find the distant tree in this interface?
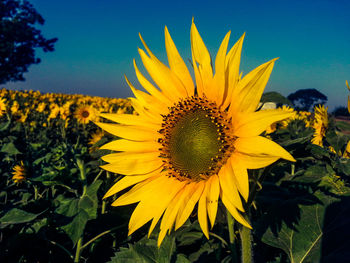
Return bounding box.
[332,106,348,117]
[287,89,327,111]
[0,0,57,84]
[261,91,293,107]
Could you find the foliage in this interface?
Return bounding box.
[0,0,58,84]
[332,106,349,117]
[261,91,293,107]
[287,89,327,111]
[0,88,349,262]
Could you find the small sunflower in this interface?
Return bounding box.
[343,141,350,159]
[96,21,295,246]
[0,97,7,117]
[74,105,97,124]
[89,130,105,145]
[12,161,27,184]
[311,105,328,147]
[36,102,46,113]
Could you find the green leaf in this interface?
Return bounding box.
[261,191,339,263]
[308,144,330,159]
[80,180,103,219]
[175,254,191,263]
[0,119,11,131]
[109,236,176,263]
[62,210,89,246]
[0,208,41,228]
[0,142,21,155]
[55,195,79,217]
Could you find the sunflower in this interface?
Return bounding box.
[96,21,295,246]
[0,97,6,117]
[343,141,350,159]
[74,105,97,124]
[12,161,27,184]
[36,102,46,113]
[311,105,328,147]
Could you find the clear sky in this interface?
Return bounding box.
[4,0,350,110]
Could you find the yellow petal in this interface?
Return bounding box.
[206,174,220,229]
[101,152,159,163]
[233,109,295,137]
[104,173,157,199]
[99,113,160,127]
[165,26,194,96]
[111,175,162,206]
[125,75,168,115]
[218,164,244,212]
[95,122,158,141]
[235,136,296,162]
[221,190,251,229]
[236,153,280,169]
[100,139,159,153]
[229,58,278,115]
[198,181,210,239]
[138,48,187,100]
[133,59,173,106]
[128,177,184,237]
[190,20,213,98]
[175,181,204,230]
[222,33,245,110]
[213,31,231,106]
[157,184,191,246]
[101,154,162,176]
[129,97,162,123]
[229,157,249,201]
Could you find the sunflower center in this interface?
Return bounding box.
[82,110,90,118]
[158,96,235,182]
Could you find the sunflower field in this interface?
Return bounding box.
[1,20,350,262]
[0,86,349,263]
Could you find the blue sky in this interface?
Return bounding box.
[5,0,350,110]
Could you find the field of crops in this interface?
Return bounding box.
[0,88,350,263]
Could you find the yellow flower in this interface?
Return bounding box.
[59,101,73,120]
[74,105,97,124]
[96,21,295,246]
[48,103,60,120]
[343,141,350,158]
[89,130,104,145]
[36,102,46,113]
[311,105,328,147]
[0,97,6,117]
[10,101,19,114]
[12,161,27,184]
[17,109,29,123]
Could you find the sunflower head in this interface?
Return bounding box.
[74,105,98,124]
[311,105,328,147]
[96,21,295,246]
[12,161,27,184]
[0,98,7,117]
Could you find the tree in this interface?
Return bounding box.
[261,91,293,107]
[0,0,57,84]
[287,89,327,111]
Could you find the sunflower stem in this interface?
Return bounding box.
[226,210,235,244]
[226,209,239,262]
[77,159,87,196]
[101,172,110,215]
[74,237,83,263]
[240,225,253,263]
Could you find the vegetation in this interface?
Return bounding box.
[0,0,57,84]
[0,88,349,262]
